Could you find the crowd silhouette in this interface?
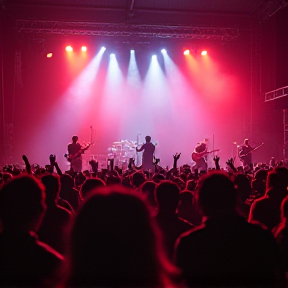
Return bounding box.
[0,152,288,287]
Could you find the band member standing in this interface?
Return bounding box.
[136,136,155,173]
[191,140,208,172]
[67,135,83,173]
[238,139,254,169]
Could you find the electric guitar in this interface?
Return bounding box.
[64,142,93,162]
[192,149,220,162]
[239,142,264,161]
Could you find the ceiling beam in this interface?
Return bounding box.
[15,19,240,41]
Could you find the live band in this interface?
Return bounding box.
[66,135,264,173]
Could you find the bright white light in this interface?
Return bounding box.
[101,48,124,114]
[108,53,122,84]
[128,47,141,87]
[101,47,106,52]
[144,51,169,110]
[161,49,167,54]
[81,46,87,52]
[41,47,107,150]
[201,50,208,56]
[162,48,189,89]
[68,48,107,98]
[66,46,73,52]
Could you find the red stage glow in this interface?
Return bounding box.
[14,41,242,169]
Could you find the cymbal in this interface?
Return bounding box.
[107,147,117,152]
[125,141,137,148]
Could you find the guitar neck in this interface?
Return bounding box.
[206,149,219,155]
[82,143,92,152]
[252,143,263,152]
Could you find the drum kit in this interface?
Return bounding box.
[107,140,141,168]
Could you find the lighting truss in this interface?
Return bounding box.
[15,20,240,41]
[258,0,288,22]
[265,86,288,102]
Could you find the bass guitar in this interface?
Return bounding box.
[192,149,220,162]
[64,142,93,162]
[239,142,264,160]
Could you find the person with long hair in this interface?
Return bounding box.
[64,185,179,288]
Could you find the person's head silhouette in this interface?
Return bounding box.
[0,174,46,232]
[145,136,151,142]
[67,185,177,287]
[155,180,180,213]
[197,171,237,218]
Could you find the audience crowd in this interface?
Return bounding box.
[0,153,288,287]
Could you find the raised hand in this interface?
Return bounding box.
[153,156,160,165]
[49,154,56,166]
[226,158,237,172]
[213,155,220,163]
[213,155,220,170]
[22,155,32,174]
[226,158,234,166]
[173,152,181,161]
[173,152,181,169]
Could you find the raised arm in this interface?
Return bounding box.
[22,155,32,174]
[136,144,144,152]
[173,152,181,169]
[213,155,221,170]
[49,154,63,176]
[226,158,237,173]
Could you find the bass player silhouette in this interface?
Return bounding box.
[65,135,92,173]
[238,139,264,170]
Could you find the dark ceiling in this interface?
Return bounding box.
[6,0,271,14]
[1,0,288,40]
[4,0,288,24]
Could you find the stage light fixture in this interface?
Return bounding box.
[101,46,106,51]
[66,46,73,52]
[183,49,190,55]
[46,52,53,58]
[110,53,115,58]
[152,55,157,60]
[201,50,208,56]
[131,49,135,53]
[81,46,87,52]
[161,49,167,54]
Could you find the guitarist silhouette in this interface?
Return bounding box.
[191,139,219,173]
[66,135,91,173]
[191,140,208,173]
[238,139,264,169]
